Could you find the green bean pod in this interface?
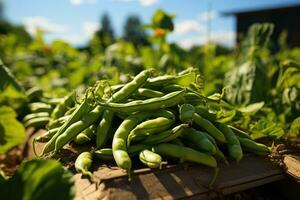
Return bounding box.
[152,143,217,168]
[41,99,94,155]
[94,144,151,160]
[29,102,52,113]
[139,149,167,169]
[24,117,50,128]
[181,128,217,154]
[50,92,75,121]
[35,128,60,142]
[55,106,103,151]
[128,115,175,145]
[95,110,114,148]
[23,112,49,123]
[133,88,164,98]
[141,124,188,145]
[146,72,197,87]
[179,104,195,123]
[238,137,270,155]
[98,90,185,113]
[193,113,226,143]
[32,128,60,156]
[74,124,97,145]
[96,69,154,149]
[112,110,168,176]
[161,84,184,92]
[216,123,243,162]
[229,126,252,139]
[195,106,216,122]
[169,138,184,146]
[75,152,93,180]
[112,112,152,176]
[202,132,229,166]
[47,115,69,129]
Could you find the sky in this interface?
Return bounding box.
[2,0,300,48]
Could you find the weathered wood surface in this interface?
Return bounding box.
[283,155,300,181]
[26,130,286,200]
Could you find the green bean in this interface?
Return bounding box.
[50,92,75,121]
[128,112,175,145]
[64,106,77,116]
[216,123,243,162]
[229,126,252,139]
[75,152,93,180]
[161,84,184,93]
[202,131,229,166]
[47,115,69,129]
[141,124,188,145]
[95,110,114,148]
[193,113,226,143]
[113,110,168,176]
[55,106,103,151]
[41,98,93,155]
[24,117,50,128]
[181,128,216,154]
[74,124,97,145]
[133,88,164,98]
[29,102,52,113]
[112,112,152,176]
[179,104,195,123]
[98,90,185,113]
[108,69,155,102]
[169,138,184,146]
[152,143,216,167]
[35,128,60,142]
[23,112,49,123]
[41,97,64,106]
[94,144,151,160]
[96,69,154,149]
[146,72,197,87]
[195,106,216,122]
[152,143,219,188]
[238,137,270,155]
[26,87,43,101]
[139,149,167,169]
[33,128,60,156]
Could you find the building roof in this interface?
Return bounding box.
[223,3,300,16]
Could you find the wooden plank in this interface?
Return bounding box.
[26,131,286,200]
[283,154,300,180]
[97,155,284,200]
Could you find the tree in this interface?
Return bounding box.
[0,0,3,21]
[94,13,115,51]
[123,15,149,47]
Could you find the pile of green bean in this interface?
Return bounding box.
[32,68,270,187]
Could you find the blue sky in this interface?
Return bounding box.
[3,0,300,48]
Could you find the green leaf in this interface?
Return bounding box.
[0,159,75,200]
[0,62,24,92]
[238,101,264,113]
[287,117,300,138]
[250,119,284,140]
[0,106,25,154]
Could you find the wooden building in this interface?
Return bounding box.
[224,4,300,48]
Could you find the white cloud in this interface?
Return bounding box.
[83,21,99,38]
[174,20,206,36]
[198,10,219,21]
[139,0,159,6]
[70,0,97,6]
[58,34,86,46]
[178,31,235,49]
[23,16,70,35]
